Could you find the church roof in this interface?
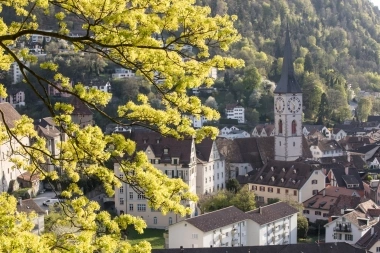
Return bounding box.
[274,26,302,94]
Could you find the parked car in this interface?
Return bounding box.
[42,198,61,206]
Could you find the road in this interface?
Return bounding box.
[33,191,60,211]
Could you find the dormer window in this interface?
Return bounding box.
[156,139,160,143]
[293,169,297,174]
[143,140,147,144]
[282,168,286,172]
[260,176,263,180]
[164,148,168,154]
[281,178,284,183]
[271,176,275,181]
[271,167,274,171]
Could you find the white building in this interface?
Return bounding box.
[8,61,30,84]
[167,202,298,249]
[324,200,380,244]
[225,104,245,123]
[302,125,331,139]
[251,124,275,138]
[84,81,111,93]
[332,128,347,141]
[0,103,28,192]
[196,139,225,195]
[309,139,344,160]
[114,130,197,229]
[0,90,26,107]
[187,115,208,128]
[112,68,135,79]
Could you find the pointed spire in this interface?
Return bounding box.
[274,24,302,94]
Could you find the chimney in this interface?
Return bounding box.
[345,166,349,175]
[18,197,22,206]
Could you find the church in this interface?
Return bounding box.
[219,28,326,205]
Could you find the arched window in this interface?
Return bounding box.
[278,120,283,134]
[292,120,297,135]
[169,217,172,225]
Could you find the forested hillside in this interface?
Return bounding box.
[197,0,380,124]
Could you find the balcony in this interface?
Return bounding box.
[333,222,352,232]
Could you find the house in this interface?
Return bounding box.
[114,129,197,229]
[309,139,344,160]
[219,126,240,135]
[328,195,364,218]
[245,202,298,246]
[16,198,45,235]
[332,128,348,141]
[0,89,26,108]
[8,61,30,84]
[302,186,361,223]
[355,222,380,252]
[84,81,111,93]
[0,103,28,192]
[167,202,298,249]
[218,129,250,139]
[111,68,135,79]
[240,160,325,205]
[324,199,380,244]
[47,82,72,98]
[195,138,225,195]
[17,172,40,196]
[225,103,245,123]
[327,166,364,195]
[152,242,366,253]
[302,125,331,139]
[70,97,93,128]
[339,136,375,151]
[251,124,275,137]
[35,117,66,173]
[187,115,208,128]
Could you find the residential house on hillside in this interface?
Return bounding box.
[0,89,25,108]
[308,139,344,160]
[225,103,245,123]
[251,124,275,137]
[195,138,225,195]
[114,129,197,228]
[0,103,28,193]
[84,80,111,93]
[303,125,331,139]
[70,97,93,128]
[16,198,45,235]
[111,68,135,79]
[218,129,250,140]
[47,82,72,98]
[167,202,298,249]
[332,128,348,141]
[239,160,325,205]
[302,187,361,223]
[324,199,380,244]
[219,126,240,135]
[187,115,208,128]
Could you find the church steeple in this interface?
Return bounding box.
[274,25,302,94]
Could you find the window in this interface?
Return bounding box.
[205,178,207,183]
[137,204,146,212]
[260,186,265,191]
[333,233,342,240]
[292,120,297,135]
[119,198,124,205]
[277,188,280,194]
[169,217,173,225]
[164,148,168,154]
[312,180,318,184]
[294,190,297,196]
[138,194,145,199]
[278,120,283,134]
[154,217,158,224]
[192,234,198,239]
[268,187,274,193]
[303,210,310,214]
[345,234,353,241]
[376,247,380,252]
[285,189,289,194]
[323,213,329,217]
[129,192,133,199]
[315,211,321,215]
[293,142,295,146]
[312,190,318,195]
[119,186,124,193]
[129,204,133,211]
[252,185,257,191]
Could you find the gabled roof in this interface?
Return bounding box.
[350,144,379,154]
[333,128,346,134]
[195,138,214,162]
[274,27,302,94]
[342,175,359,186]
[355,222,380,250]
[16,199,45,215]
[330,167,364,190]
[303,125,324,135]
[328,195,365,216]
[313,139,343,152]
[242,160,320,190]
[152,242,366,253]
[183,206,248,232]
[246,202,298,225]
[264,124,275,136]
[121,129,193,165]
[71,96,93,115]
[0,102,22,128]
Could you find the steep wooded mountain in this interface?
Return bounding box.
[198,0,380,123]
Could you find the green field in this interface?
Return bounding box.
[126,228,166,249]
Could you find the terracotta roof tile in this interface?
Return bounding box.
[0,102,22,128]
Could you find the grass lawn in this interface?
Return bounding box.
[126,228,165,249]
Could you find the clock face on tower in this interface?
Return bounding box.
[287,96,302,113]
[275,97,285,113]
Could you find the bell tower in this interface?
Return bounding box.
[274,26,303,161]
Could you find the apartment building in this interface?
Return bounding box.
[225,104,245,123]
